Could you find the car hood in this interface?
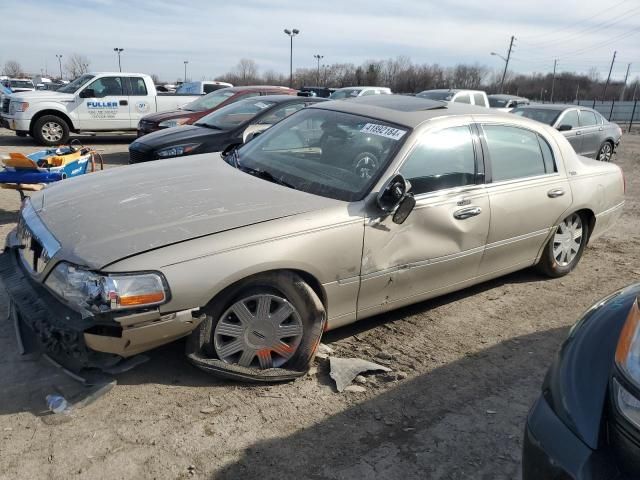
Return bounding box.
[132,124,225,149]
[9,90,75,102]
[31,154,340,269]
[141,109,200,123]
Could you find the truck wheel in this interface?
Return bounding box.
[32,115,69,146]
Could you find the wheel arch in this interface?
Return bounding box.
[30,109,75,135]
[575,208,596,244]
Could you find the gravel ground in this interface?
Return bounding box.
[0,129,638,480]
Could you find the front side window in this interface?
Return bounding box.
[257,102,306,125]
[473,93,487,107]
[58,74,95,94]
[400,126,477,195]
[235,109,409,201]
[558,110,579,128]
[454,94,471,104]
[579,110,598,127]
[129,77,148,96]
[86,77,123,96]
[483,125,552,182]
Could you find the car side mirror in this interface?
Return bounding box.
[557,124,572,132]
[377,174,415,223]
[79,88,95,98]
[244,130,263,143]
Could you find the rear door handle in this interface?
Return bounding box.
[576,130,582,135]
[547,188,565,198]
[119,100,128,106]
[453,206,482,220]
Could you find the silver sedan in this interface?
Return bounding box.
[1,96,625,381]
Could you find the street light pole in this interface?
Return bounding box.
[184,60,189,83]
[313,54,324,85]
[113,48,124,72]
[284,28,300,88]
[602,50,617,101]
[491,35,515,94]
[55,54,63,80]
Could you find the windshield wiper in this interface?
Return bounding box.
[240,165,297,190]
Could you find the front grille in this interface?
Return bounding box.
[128,145,154,164]
[2,98,9,114]
[17,216,50,274]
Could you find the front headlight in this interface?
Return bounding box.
[158,118,190,128]
[45,262,168,312]
[156,143,201,158]
[614,298,640,427]
[10,101,29,113]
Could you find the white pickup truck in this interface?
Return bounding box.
[1,72,201,145]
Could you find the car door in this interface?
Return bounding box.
[555,109,582,153]
[478,123,572,276]
[578,109,601,157]
[126,76,155,129]
[76,76,131,130]
[357,122,490,317]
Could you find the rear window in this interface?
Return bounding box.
[416,91,454,101]
[129,77,148,96]
[473,93,487,107]
[511,108,562,126]
[195,98,276,130]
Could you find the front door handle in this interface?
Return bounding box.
[547,188,565,198]
[453,206,482,220]
[576,130,582,135]
[119,100,128,106]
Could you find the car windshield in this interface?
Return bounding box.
[489,98,510,108]
[416,91,454,101]
[9,80,33,89]
[196,98,276,130]
[233,108,409,202]
[511,108,562,126]
[183,89,236,111]
[330,88,360,99]
[57,74,94,94]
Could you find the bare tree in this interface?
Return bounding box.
[150,73,161,84]
[234,59,259,85]
[3,60,23,77]
[65,54,90,79]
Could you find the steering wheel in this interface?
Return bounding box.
[352,151,380,180]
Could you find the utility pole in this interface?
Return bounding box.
[620,62,632,101]
[575,84,580,103]
[113,48,124,72]
[55,54,63,80]
[550,59,558,103]
[602,50,617,101]
[499,35,515,94]
[184,60,188,82]
[313,54,323,85]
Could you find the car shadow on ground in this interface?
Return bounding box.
[0,132,135,147]
[212,324,567,480]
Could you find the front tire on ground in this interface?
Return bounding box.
[32,115,70,146]
[597,141,614,162]
[537,212,589,278]
[189,271,326,376]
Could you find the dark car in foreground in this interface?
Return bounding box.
[137,85,296,136]
[511,104,622,161]
[523,283,640,479]
[129,95,326,163]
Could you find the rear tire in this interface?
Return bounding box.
[32,115,69,146]
[596,141,613,162]
[537,212,589,278]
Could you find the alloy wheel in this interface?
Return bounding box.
[42,122,64,143]
[598,143,612,162]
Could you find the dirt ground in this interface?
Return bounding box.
[0,128,638,480]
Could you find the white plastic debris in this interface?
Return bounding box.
[329,357,391,392]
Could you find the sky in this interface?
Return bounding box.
[1,0,639,83]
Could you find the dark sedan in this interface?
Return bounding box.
[511,105,622,161]
[523,283,640,479]
[129,95,326,163]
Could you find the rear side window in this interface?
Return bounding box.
[558,110,579,128]
[483,125,550,182]
[129,77,148,96]
[579,110,598,127]
[473,94,487,107]
[454,94,471,104]
[400,126,477,195]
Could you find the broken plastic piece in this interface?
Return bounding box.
[329,357,391,392]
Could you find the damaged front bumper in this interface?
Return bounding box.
[0,245,203,376]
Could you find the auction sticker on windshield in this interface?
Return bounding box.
[360,123,407,140]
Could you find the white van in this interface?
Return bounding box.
[175,81,233,95]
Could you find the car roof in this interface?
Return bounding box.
[223,85,293,92]
[311,94,496,128]
[239,94,326,103]
[488,94,528,100]
[335,86,388,90]
[421,89,484,94]
[514,104,587,111]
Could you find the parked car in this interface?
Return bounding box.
[300,86,336,98]
[137,85,296,136]
[329,86,392,99]
[488,94,530,111]
[129,95,326,163]
[511,105,623,162]
[1,95,624,382]
[523,283,640,479]
[0,83,11,128]
[175,81,233,95]
[3,78,35,93]
[416,89,489,108]
[0,72,202,145]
